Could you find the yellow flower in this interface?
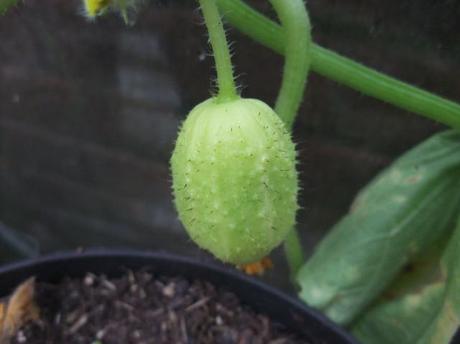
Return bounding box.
[82,0,140,24]
[83,0,111,19]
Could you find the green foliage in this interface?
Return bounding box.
[355,283,445,344]
[352,240,447,343]
[297,131,460,325]
[3,2,460,342]
[417,217,460,343]
[0,0,18,15]
[216,0,460,130]
[171,98,298,264]
[357,218,460,344]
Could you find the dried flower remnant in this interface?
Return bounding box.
[239,257,274,276]
[0,278,39,344]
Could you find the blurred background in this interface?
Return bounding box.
[0,0,459,290]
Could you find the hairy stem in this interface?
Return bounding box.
[269,0,311,129]
[216,0,460,129]
[199,0,238,102]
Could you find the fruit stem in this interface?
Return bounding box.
[284,227,305,279]
[269,0,312,129]
[199,0,238,102]
[216,0,460,129]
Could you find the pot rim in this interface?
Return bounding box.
[0,248,359,343]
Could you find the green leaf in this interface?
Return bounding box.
[417,217,460,344]
[0,0,19,15]
[352,240,448,344]
[297,130,460,325]
[354,283,444,344]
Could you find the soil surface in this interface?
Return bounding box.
[12,271,311,344]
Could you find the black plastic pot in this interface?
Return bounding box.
[0,249,358,343]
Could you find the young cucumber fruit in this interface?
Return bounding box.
[171,98,299,264]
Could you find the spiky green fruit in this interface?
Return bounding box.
[171,98,298,264]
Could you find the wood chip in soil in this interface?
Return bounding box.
[11,270,313,344]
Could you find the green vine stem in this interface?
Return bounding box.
[216,0,460,129]
[267,0,311,277]
[199,0,238,102]
[269,0,311,129]
[284,226,305,281]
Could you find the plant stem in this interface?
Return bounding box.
[199,0,238,102]
[284,227,305,280]
[266,0,309,278]
[216,0,460,129]
[269,0,311,129]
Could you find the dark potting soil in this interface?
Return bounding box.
[12,271,311,344]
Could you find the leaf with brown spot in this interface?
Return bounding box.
[351,239,448,344]
[297,131,460,325]
[417,217,460,344]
